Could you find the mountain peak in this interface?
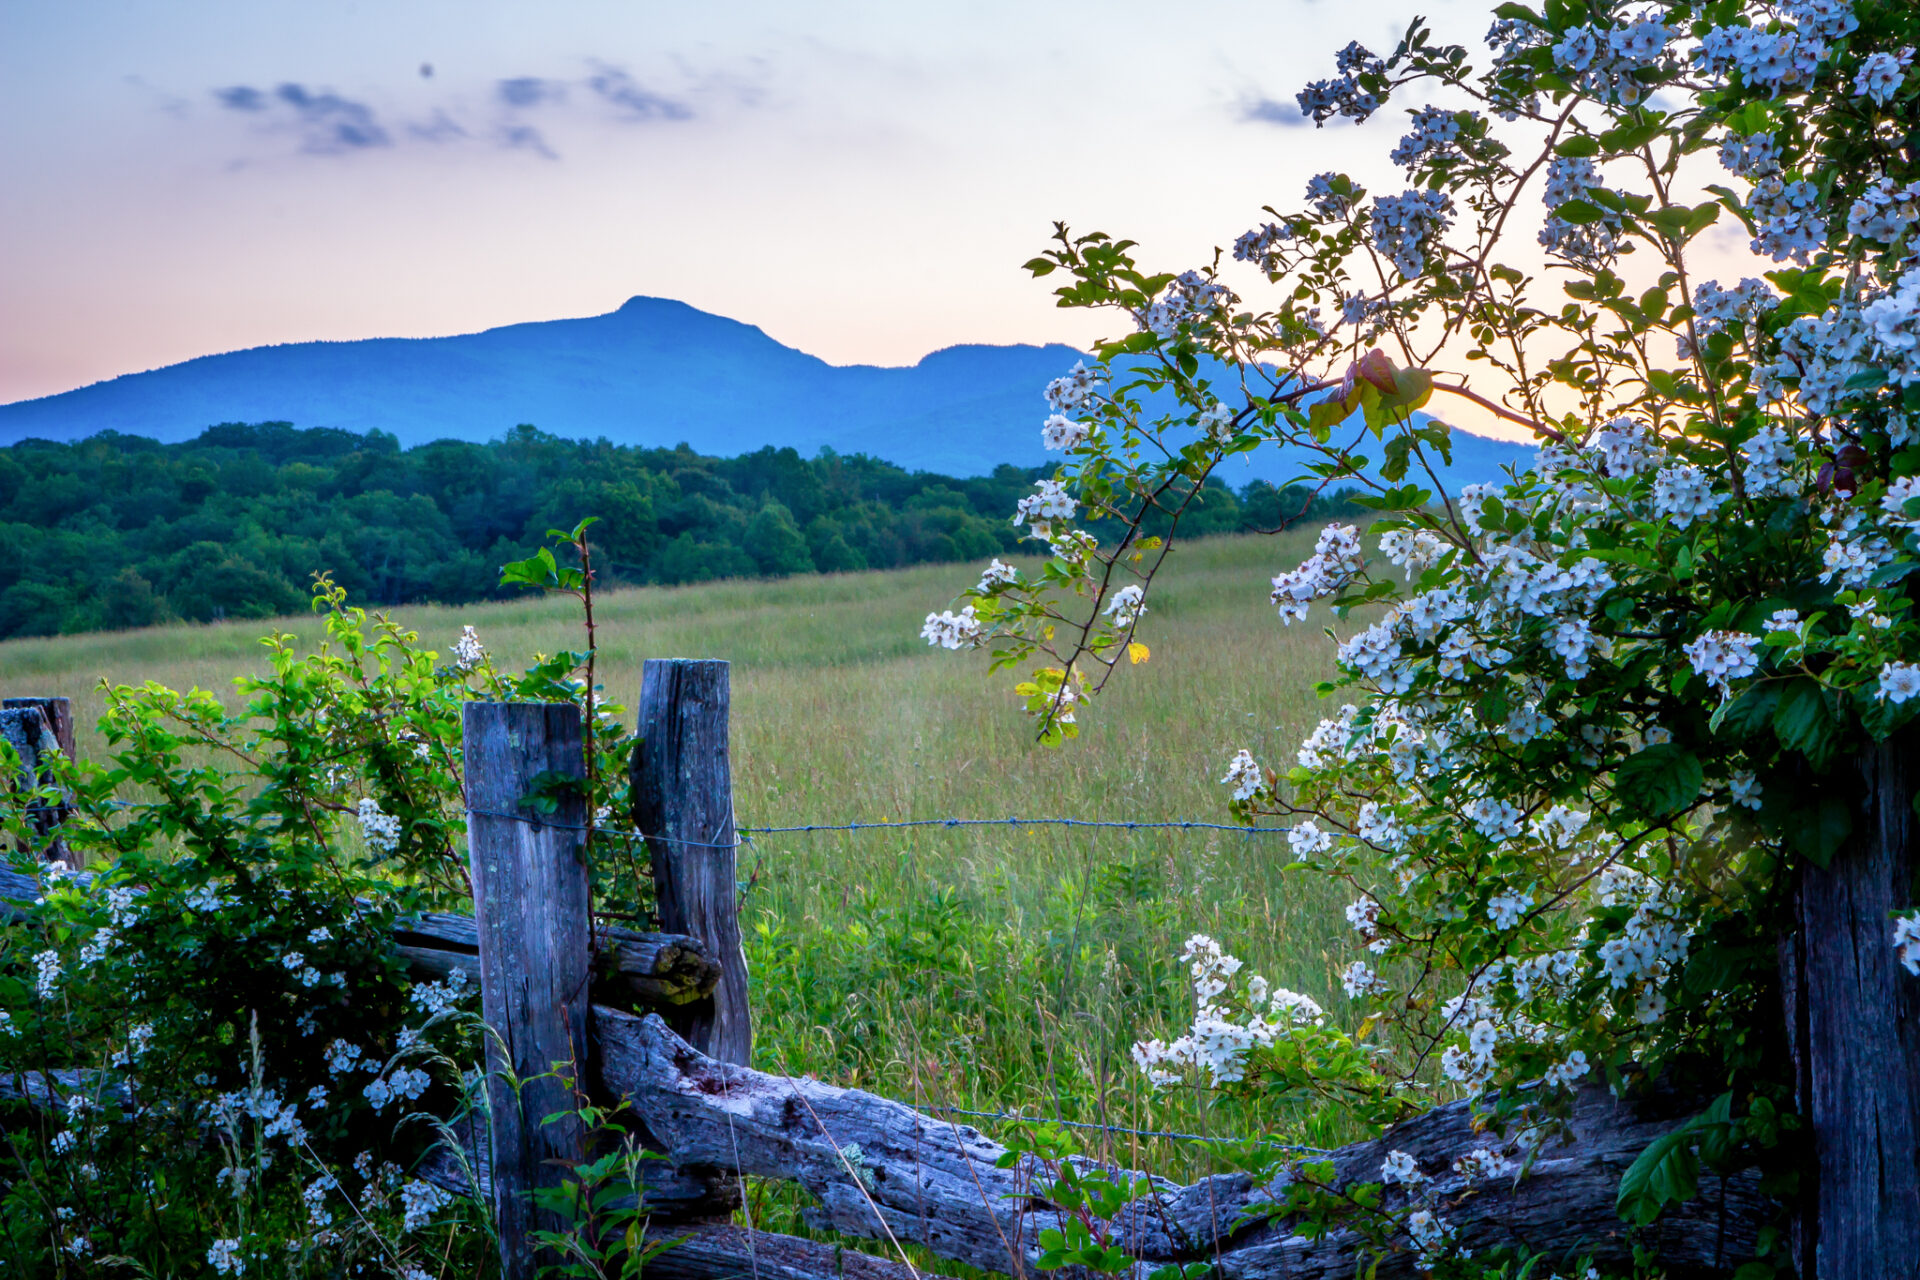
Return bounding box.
[0,297,1534,483]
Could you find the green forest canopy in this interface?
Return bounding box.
[0,422,1356,639]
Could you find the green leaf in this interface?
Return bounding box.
[1615,744,1703,818]
[1772,678,1842,770]
[1554,134,1600,158]
[1787,793,1852,867]
[1618,1124,1702,1225]
[1599,118,1664,153]
[1711,682,1782,738]
[1552,199,1609,226]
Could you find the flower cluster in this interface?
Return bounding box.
[1370,190,1453,277]
[1270,524,1365,622]
[1130,935,1325,1087]
[1297,41,1386,126]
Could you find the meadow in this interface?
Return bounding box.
[0,530,1355,1190]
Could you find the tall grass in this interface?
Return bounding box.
[2,531,1358,1188]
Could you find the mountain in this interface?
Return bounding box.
[0,296,1535,485]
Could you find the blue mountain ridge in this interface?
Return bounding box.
[0,296,1535,487]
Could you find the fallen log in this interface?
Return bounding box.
[0,870,722,1013]
[645,1223,918,1280]
[597,1010,1770,1279]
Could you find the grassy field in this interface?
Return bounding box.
[2,530,1355,1188]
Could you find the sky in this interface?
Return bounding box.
[0,0,1482,402]
[1,0,1758,441]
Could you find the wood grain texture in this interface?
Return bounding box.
[464,701,594,1280]
[632,659,752,1065]
[645,1223,919,1280]
[0,703,69,861]
[1780,733,1920,1280]
[3,697,74,759]
[597,1010,1768,1279]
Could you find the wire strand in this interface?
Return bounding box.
[462,808,1292,846]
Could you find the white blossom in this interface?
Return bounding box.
[357,798,401,855]
[1288,821,1334,860]
[1013,480,1076,531]
[1041,414,1090,451]
[1380,1149,1426,1185]
[1854,48,1914,106]
[1221,750,1263,802]
[1465,797,1522,841]
[1486,890,1534,931]
[1453,1147,1517,1181]
[1341,961,1387,998]
[1271,524,1366,623]
[975,560,1018,592]
[920,606,981,650]
[1044,361,1102,413]
[1879,661,1920,704]
[1103,584,1146,627]
[1652,465,1727,528]
[34,949,60,1001]
[451,625,486,671]
[207,1239,244,1276]
[1683,630,1761,699]
[1895,914,1920,976]
[1545,1049,1592,1090]
[401,1179,452,1231]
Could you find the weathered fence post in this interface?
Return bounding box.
[1779,731,1920,1279]
[464,702,593,1280]
[631,660,752,1066]
[1,697,73,862]
[3,698,74,760]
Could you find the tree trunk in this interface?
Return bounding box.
[1780,731,1920,1278]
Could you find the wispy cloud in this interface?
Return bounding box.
[1240,96,1310,128]
[498,124,557,160]
[584,64,694,121]
[409,110,469,144]
[207,60,709,164]
[212,81,392,153]
[497,76,566,108]
[214,85,267,112]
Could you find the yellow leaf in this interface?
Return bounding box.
[1128,642,1151,665]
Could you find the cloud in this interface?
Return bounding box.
[1240,96,1310,128]
[498,124,558,160]
[409,110,468,144]
[212,82,392,153]
[584,64,693,121]
[274,84,390,151]
[498,76,566,108]
[214,85,267,112]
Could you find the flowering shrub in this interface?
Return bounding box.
[0,524,645,1275]
[931,0,1919,1270]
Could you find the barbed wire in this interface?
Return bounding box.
[460,808,1293,848]
[742,818,1292,837]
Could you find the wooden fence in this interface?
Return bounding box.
[0,663,1769,1279]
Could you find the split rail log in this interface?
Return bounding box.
[597,1011,1768,1279]
[0,870,721,1013]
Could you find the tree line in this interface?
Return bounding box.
[0,422,1355,639]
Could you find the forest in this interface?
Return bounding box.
[0,422,1350,639]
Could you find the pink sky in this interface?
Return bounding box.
[2,0,1759,444]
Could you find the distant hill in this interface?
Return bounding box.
[0,296,1535,484]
